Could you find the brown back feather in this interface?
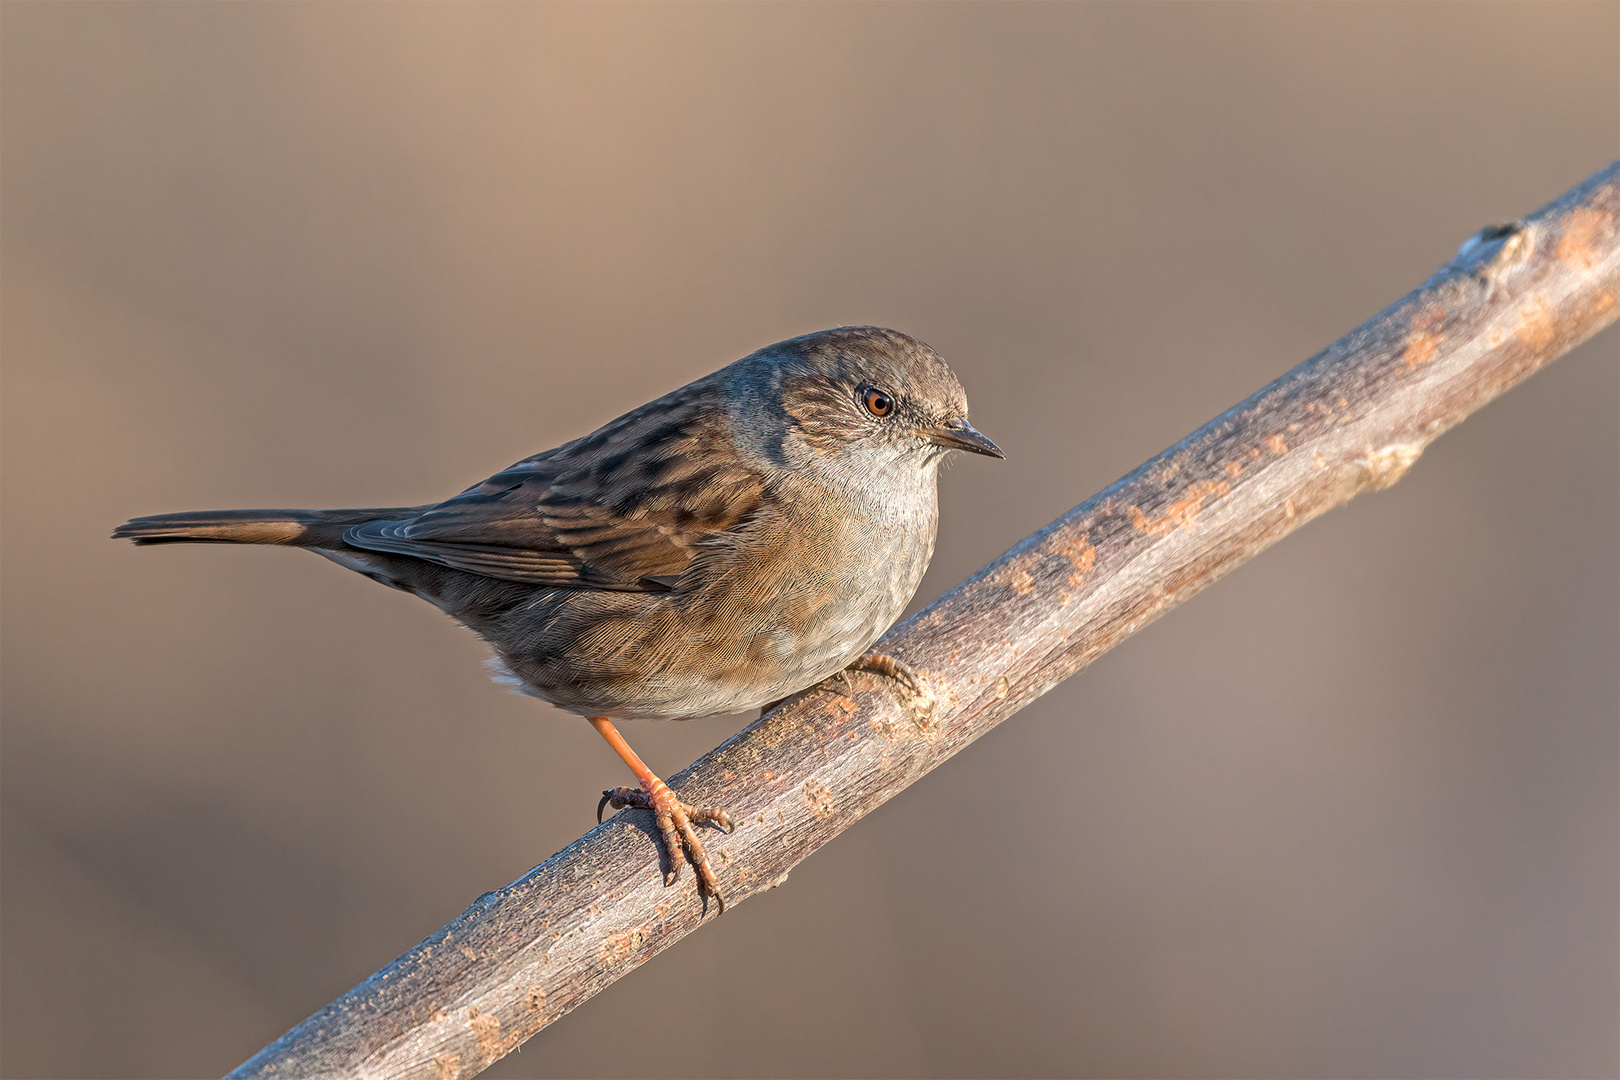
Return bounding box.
[343,390,766,590]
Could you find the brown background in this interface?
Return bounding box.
[2,4,1615,1078]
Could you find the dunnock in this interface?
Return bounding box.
[114,326,1002,908]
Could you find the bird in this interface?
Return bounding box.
[113,326,1003,910]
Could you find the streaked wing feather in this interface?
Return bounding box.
[343,392,764,589]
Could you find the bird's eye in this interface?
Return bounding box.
[862,387,894,417]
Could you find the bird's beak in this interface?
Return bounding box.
[917,417,1005,458]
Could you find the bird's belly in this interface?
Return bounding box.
[494,506,934,720]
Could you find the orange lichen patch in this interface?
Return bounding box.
[1001,550,1042,595]
[1248,446,1263,460]
[525,987,547,1013]
[802,779,835,819]
[1045,516,1093,552]
[823,696,856,722]
[1224,460,1243,480]
[433,1052,461,1080]
[1556,206,1613,274]
[1066,539,1095,586]
[1514,295,1558,350]
[469,1008,504,1061]
[1264,434,1288,455]
[1402,307,1447,367]
[1128,479,1231,537]
[596,926,648,965]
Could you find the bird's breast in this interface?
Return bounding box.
[689,477,939,703]
[495,475,940,720]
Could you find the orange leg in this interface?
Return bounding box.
[590,716,734,912]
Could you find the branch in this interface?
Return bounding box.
[231,162,1620,1080]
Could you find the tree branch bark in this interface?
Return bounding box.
[230,161,1620,1080]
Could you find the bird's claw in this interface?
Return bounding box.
[599,781,733,913]
[840,653,938,721]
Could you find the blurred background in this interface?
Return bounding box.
[2,4,1615,1077]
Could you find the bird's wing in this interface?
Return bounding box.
[343,394,766,591]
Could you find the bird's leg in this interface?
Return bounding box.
[838,653,938,721]
[589,716,734,912]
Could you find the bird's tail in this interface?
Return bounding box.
[112,507,422,548]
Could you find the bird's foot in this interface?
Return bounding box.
[838,653,938,722]
[598,778,734,912]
